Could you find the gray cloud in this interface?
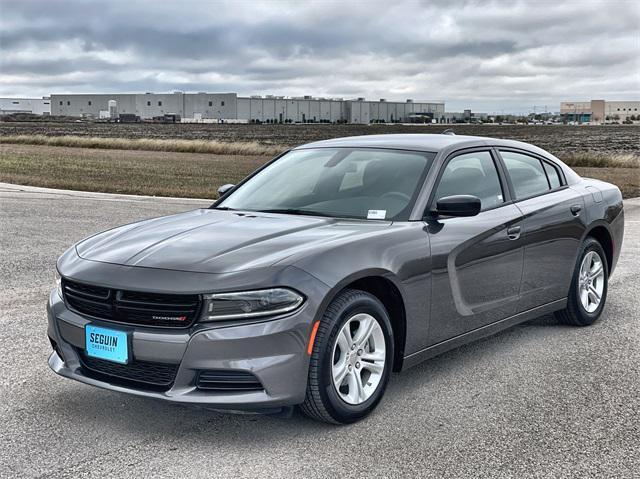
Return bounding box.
[0,0,638,113]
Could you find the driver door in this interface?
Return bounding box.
[426,149,524,345]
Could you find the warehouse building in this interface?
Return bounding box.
[51,92,237,121]
[238,95,345,123]
[441,110,489,123]
[50,92,445,124]
[560,99,640,123]
[0,97,51,115]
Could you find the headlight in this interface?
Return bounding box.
[55,269,62,298]
[200,288,304,321]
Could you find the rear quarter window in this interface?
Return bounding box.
[543,161,562,189]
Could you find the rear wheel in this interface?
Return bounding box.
[301,289,394,424]
[555,237,608,326]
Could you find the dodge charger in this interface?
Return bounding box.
[48,134,625,424]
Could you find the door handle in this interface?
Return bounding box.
[507,225,521,240]
[570,204,582,216]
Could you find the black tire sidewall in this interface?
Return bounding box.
[569,239,609,325]
[316,292,394,424]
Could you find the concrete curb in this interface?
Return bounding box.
[0,182,213,203]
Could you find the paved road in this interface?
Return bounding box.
[1,183,639,478]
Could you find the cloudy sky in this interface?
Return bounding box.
[1,0,638,113]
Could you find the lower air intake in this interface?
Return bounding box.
[77,349,178,391]
[196,370,263,392]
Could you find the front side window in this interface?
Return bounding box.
[500,151,550,199]
[433,151,504,211]
[218,148,435,220]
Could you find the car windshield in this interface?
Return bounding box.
[217,148,436,221]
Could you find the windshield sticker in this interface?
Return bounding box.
[367,210,387,220]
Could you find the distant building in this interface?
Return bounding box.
[560,99,640,123]
[49,92,445,124]
[441,109,488,123]
[0,97,51,115]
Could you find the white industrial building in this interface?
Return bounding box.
[441,110,489,123]
[0,97,51,115]
[50,92,445,124]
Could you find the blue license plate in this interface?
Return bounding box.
[85,324,129,364]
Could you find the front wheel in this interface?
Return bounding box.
[300,289,394,424]
[555,237,608,326]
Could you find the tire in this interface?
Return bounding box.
[300,289,394,424]
[555,237,609,326]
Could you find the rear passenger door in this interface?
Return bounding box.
[426,149,524,345]
[497,149,586,313]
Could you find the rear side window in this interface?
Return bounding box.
[500,151,550,199]
[434,151,504,211]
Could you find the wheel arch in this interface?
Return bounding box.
[582,221,614,276]
[316,270,408,372]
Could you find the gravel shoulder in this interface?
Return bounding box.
[1,184,638,478]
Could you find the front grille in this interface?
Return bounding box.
[196,370,264,392]
[62,279,201,328]
[77,349,178,391]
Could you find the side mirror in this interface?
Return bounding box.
[217,184,235,198]
[435,195,481,217]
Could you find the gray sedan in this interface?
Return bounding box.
[48,133,624,424]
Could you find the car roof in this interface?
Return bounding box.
[294,133,541,154]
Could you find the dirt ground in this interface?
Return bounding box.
[1,122,638,158]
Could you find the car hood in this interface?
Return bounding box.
[76,208,392,273]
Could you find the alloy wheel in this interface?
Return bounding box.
[578,250,605,313]
[331,313,386,405]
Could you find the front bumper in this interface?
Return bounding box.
[47,283,322,411]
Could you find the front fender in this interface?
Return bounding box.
[293,222,432,358]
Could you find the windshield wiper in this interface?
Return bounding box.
[256,208,366,220]
[255,208,335,218]
[211,206,236,210]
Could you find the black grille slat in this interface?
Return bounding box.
[120,290,198,304]
[62,279,201,328]
[117,298,198,308]
[196,370,264,392]
[68,302,112,319]
[63,280,110,296]
[65,292,114,308]
[64,284,111,300]
[77,349,178,390]
[116,304,197,313]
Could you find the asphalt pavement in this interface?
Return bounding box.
[1,182,638,478]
